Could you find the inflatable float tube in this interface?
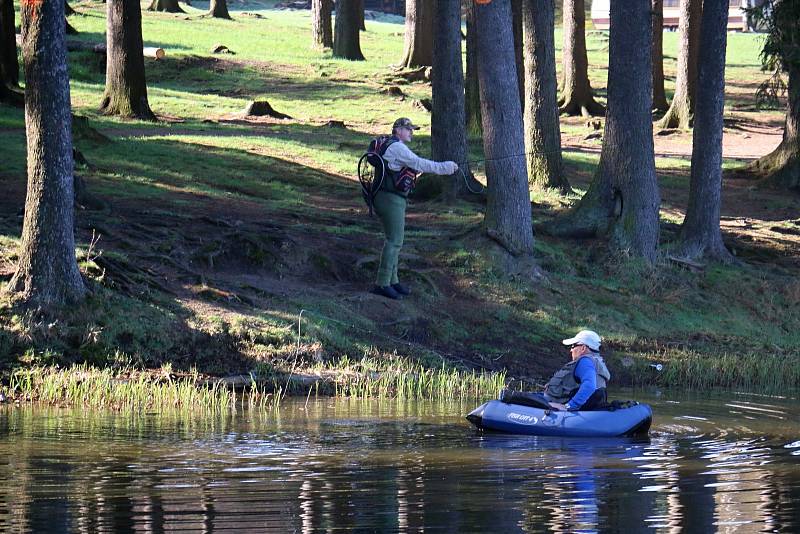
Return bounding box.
[466,399,652,438]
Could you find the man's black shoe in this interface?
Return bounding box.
[372,285,402,300]
[391,283,411,296]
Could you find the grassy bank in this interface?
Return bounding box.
[1,1,799,406]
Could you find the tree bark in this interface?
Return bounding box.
[746,65,800,189]
[431,0,477,201]
[605,0,660,261]
[311,0,333,49]
[147,0,183,13]
[676,0,732,262]
[208,0,231,19]
[399,0,434,68]
[559,0,604,117]
[358,0,365,31]
[475,0,534,257]
[464,0,481,136]
[522,0,569,193]
[333,0,364,60]
[511,0,524,108]
[656,0,701,129]
[549,0,660,262]
[9,0,87,306]
[0,0,22,105]
[652,0,669,112]
[100,0,156,121]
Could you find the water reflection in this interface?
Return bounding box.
[0,391,797,532]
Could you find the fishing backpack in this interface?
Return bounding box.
[357,136,418,215]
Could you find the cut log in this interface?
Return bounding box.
[16,35,165,60]
[243,100,293,119]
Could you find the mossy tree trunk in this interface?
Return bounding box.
[0,0,22,105]
[652,0,669,112]
[148,0,183,13]
[676,0,733,262]
[522,0,569,193]
[100,0,156,121]
[208,0,231,19]
[656,0,701,129]
[333,0,364,60]
[559,0,604,117]
[476,0,534,257]
[464,0,481,136]
[431,0,475,201]
[9,0,87,306]
[747,65,800,189]
[605,0,660,261]
[311,0,333,49]
[549,0,659,259]
[399,0,433,68]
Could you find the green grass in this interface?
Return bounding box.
[0,1,798,407]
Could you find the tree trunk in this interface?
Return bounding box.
[656,0,701,129]
[312,0,333,49]
[333,0,364,60]
[431,0,476,201]
[464,0,481,136]
[475,0,534,257]
[676,0,733,262]
[549,0,659,259]
[606,0,660,261]
[652,0,669,112]
[559,0,604,117]
[746,65,800,189]
[9,0,87,306]
[147,0,183,13]
[0,0,22,105]
[511,0,524,108]
[208,0,231,19]
[522,0,569,193]
[399,0,434,68]
[100,0,156,121]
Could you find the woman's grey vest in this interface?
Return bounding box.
[544,354,611,404]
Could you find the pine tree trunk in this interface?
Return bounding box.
[747,65,800,189]
[559,0,604,117]
[606,0,660,261]
[511,0,524,108]
[676,0,732,262]
[312,0,333,49]
[333,0,364,60]
[522,0,569,193]
[464,0,481,136]
[100,0,156,121]
[656,0,701,129]
[431,0,479,201]
[148,0,183,13]
[549,0,659,254]
[0,0,22,105]
[475,0,534,257]
[208,0,231,19]
[9,0,86,306]
[399,0,433,68]
[652,0,669,112]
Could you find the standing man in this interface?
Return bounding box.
[372,118,458,300]
[543,330,611,411]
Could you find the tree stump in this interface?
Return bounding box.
[243,100,292,119]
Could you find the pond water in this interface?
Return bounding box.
[0,389,797,532]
